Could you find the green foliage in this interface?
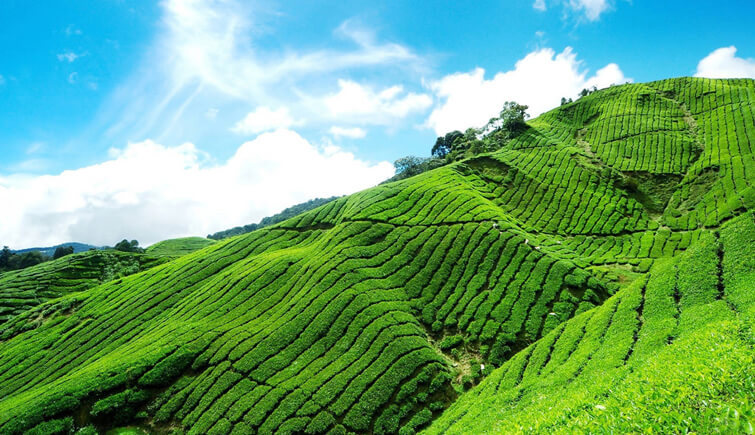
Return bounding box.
[0,246,50,272]
[114,239,144,253]
[52,245,75,260]
[145,237,216,258]
[0,250,166,329]
[0,77,753,435]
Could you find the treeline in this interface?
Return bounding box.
[388,102,530,182]
[0,246,77,272]
[207,196,341,240]
[0,239,144,273]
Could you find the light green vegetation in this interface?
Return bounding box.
[0,77,752,434]
[145,237,217,258]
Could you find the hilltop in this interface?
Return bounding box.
[0,77,752,434]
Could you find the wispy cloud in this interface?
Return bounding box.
[92,0,429,144]
[26,142,45,155]
[57,51,84,63]
[231,107,299,135]
[534,0,614,22]
[329,126,367,139]
[64,25,82,36]
[321,80,432,125]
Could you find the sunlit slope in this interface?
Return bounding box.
[145,237,217,258]
[0,205,605,434]
[0,250,165,330]
[426,211,755,434]
[0,77,752,434]
[425,77,755,433]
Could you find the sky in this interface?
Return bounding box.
[1,0,754,248]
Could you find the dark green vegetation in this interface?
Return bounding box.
[207,197,340,240]
[390,101,530,183]
[11,243,101,257]
[0,77,752,434]
[145,238,217,259]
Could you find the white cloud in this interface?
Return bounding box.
[324,80,432,124]
[695,46,755,79]
[536,0,612,21]
[92,0,427,144]
[68,72,78,84]
[426,47,629,135]
[329,126,367,139]
[568,0,610,21]
[231,107,299,134]
[0,131,394,247]
[57,51,84,63]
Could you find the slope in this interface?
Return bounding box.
[0,250,166,330]
[426,211,755,434]
[424,76,755,433]
[0,77,752,435]
[145,237,217,259]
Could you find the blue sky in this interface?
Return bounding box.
[1,0,754,247]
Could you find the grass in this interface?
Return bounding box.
[0,77,752,434]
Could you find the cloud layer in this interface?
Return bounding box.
[0,132,393,247]
[426,47,629,135]
[695,46,755,79]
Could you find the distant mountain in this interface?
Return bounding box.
[11,242,102,257]
[207,196,341,240]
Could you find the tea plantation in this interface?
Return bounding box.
[0,77,752,434]
[145,238,217,259]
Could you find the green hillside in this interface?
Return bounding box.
[0,77,752,434]
[0,250,166,331]
[145,237,217,258]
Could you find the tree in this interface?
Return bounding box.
[431,130,464,158]
[394,156,428,178]
[8,251,48,270]
[114,239,144,253]
[53,246,75,260]
[0,246,11,270]
[485,101,529,138]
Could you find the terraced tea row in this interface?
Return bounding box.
[0,250,165,329]
[0,215,610,434]
[427,211,755,434]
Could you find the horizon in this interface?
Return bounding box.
[1,0,754,248]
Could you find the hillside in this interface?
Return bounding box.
[0,77,752,434]
[0,250,167,332]
[145,237,217,258]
